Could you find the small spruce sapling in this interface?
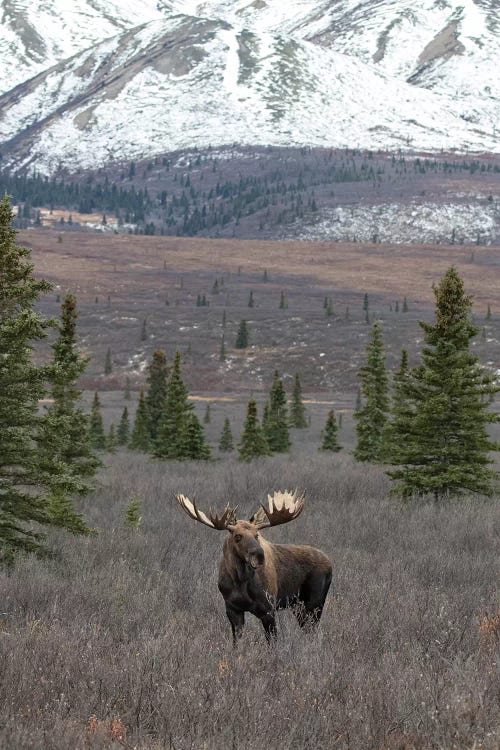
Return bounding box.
[124,498,142,531]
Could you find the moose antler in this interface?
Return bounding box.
[176,494,238,530]
[250,490,305,529]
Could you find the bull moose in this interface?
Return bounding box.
[176,490,332,642]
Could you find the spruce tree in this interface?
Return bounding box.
[238,399,270,461]
[204,403,211,424]
[248,291,254,307]
[0,196,57,560]
[37,291,99,536]
[129,389,150,450]
[388,267,499,499]
[179,412,211,460]
[383,349,413,465]
[155,352,193,458]
[264,371,291,452]
[89,392,106,450]
[107,423,118,453]
[117,406,130,445]
[124,498,142,531]
[321,410,342,452]
[124,376,131,400]
[219,418,234,452]
[219,334,226,361]
[290,373,307,428]
[354,320,389,462]
[235,320,249,349]
[145,349,168,441]
[104,347,112,375]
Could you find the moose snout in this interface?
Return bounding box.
[247,546,265,569]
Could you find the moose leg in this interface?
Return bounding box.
[260,613,277,642]
[296,570,332,629]
[225,605,245,645]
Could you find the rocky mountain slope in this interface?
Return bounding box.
[0,0,498,175]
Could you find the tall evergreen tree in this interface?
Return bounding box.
[0,196,55,560]
[354,320,389,462]
[235,320,249,349]
[388,267,499,499]
[155,352,193,458]
[89,392,106,450]
[37,291,99,536]
[264,371,291,452]
[145,349,168,441]
[290,373,307,428]
[320,410,342,452]
[179,412,211,460]
[219,334,226,361]
[107,423,118,453]
[129,389,150,450]
[219,418,234,452]
[383,349,413,465]
[117,406,130,446]
[238,399,270,461]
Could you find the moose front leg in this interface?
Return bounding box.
[225,605,245,645]
[260,613,277,642]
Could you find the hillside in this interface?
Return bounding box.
[0,0,499,175]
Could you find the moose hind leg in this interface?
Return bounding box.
[226,605,245,645]
[296,570,332,629]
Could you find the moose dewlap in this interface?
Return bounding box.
[176,490,332,642]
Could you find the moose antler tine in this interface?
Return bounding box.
[176,494,216,528]
[208,502,238,530]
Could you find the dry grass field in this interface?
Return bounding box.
[1,454,499,749]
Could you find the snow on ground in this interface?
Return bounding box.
[283,201,500,245]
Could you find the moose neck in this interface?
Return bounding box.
[223,537,265,584]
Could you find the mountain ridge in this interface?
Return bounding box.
[0,0,498,175]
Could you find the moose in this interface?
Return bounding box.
[176,490,332,642]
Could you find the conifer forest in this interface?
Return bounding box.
[1,183,500,750]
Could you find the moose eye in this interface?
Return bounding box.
[234,534,242,543]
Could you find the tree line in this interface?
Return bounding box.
[90,354,339,460]
[3,149,497,238]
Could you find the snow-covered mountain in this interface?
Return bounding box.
[0,0,499,174]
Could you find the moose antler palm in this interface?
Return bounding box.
[250,490,305,529]
[176,494,238,530]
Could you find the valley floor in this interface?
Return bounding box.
[1,453,499,749]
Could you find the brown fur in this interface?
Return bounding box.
[217,520,332,642]
[176,492,332,642]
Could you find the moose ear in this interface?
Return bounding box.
[226,524,237,533]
